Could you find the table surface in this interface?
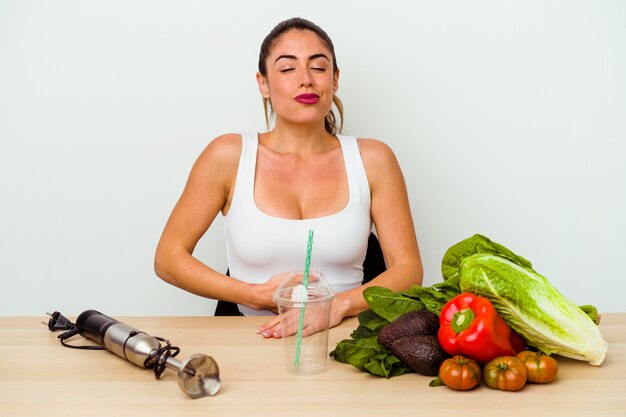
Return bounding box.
[1,313,625,417]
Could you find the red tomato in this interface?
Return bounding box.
[439,355,482,391]
[483,356,528,391]
[516,350,558,383]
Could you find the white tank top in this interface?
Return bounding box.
[223,132,372,316]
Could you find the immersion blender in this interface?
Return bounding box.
[71,309,220,398]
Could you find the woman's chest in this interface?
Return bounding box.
[253,149,349,219]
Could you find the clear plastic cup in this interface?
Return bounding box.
[273,270,335,375]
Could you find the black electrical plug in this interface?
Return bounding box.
[43,311,104,350]
[43,311,75,331]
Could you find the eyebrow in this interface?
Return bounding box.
[274,53,330,64]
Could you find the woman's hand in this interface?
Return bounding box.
[247,271,295,312]
[256,297,350,338]
[249,278,280,313]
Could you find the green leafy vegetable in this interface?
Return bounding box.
[442,234,532,281]
[401,281,458,315]
[459,253,608,365]
[350,309,389,339]
[330,336,407,378]
[330,310,411,378]
[363,287,425,322]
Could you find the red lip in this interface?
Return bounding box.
[295,93,320,104]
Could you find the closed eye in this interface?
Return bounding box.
[281,68,295,73]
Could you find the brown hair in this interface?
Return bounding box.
[258,17,344,135]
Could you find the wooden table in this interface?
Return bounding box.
[0,314,625,416]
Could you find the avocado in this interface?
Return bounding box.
[377,309,440,349]
[388,335,449,376]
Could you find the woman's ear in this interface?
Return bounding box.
[333,68,340,94]
[256,72,270,98]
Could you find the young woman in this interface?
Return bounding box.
[154,17,423,338]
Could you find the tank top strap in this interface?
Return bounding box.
[232,132,258,204]
[337,135,371,206]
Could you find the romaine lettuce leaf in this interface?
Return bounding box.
[442,234,533,281]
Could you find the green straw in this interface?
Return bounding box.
[294,229,314,368]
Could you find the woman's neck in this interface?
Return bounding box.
[262,122,336,155]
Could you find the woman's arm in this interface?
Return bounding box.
[332,138,423,319]
[154,134,275,310]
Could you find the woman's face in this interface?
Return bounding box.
[257,29,339,128]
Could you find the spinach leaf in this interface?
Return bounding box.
[432,274,461,297]
[400,274,462,314]
[364,351,411,378]
[402,286,452,315]
[329,336,410,378]
[350,309,389,339]
[358,309,389,332]
[363,286,425,322]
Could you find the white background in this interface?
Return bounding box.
[1,0,624,316]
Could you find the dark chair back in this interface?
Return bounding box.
[214,232,386,316]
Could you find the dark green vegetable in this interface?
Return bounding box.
[363,287,425,322]
[364,275,462,320]
[401,279,459,315]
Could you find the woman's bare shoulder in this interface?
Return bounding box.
[204,133,242,156]
[356,138,408,204]
[356,137,398,167]
[194,133,242,168]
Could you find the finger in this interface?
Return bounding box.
[301,317,325,338]
[283,312,320,338]
[272,326,282,338]
[257,316,281,338]
[265,317,284,339]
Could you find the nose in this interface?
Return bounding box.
[299,68,313,87]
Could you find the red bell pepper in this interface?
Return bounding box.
[438,292,526,364]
